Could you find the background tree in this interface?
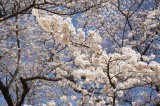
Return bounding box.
[77,0,160,58]
[0,0,101,105]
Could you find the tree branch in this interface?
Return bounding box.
[16,77,30,106]
[24,76,62,82]
[0,80,14,106]
[0,1,35,22]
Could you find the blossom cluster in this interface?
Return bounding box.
[32,8,160,105]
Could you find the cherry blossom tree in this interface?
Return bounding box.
[31,7,160,105]
[0,0,160,106]
[0,0,105,105]
[77,0,160,59]
[75,0,160,105]
[0,0,104,22]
